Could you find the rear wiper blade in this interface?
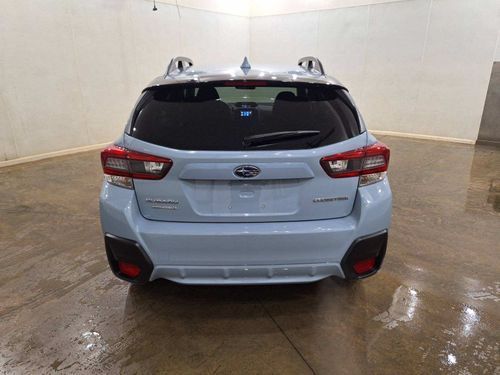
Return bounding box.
[243,130,320,147]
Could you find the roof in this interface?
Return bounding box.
[143,57,346,91]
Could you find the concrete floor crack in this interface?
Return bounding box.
[259,299,317,375]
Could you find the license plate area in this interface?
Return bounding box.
[183,179,302,217]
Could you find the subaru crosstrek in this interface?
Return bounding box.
[99,56,392,285]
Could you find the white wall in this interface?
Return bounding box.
[495,31,500,61]
[156,0,406,17]
[1,0,499,163]
[0,0,249,161]
[251,0,500,141]
[156,0,251,16]
[249,0,406,16]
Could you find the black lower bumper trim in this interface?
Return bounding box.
[104,234,153,284]
[341,230,388,279]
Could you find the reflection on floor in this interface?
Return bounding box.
[466,143,500,213]
[0,136,498,374]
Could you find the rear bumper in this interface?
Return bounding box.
[99,178,392,284]
[104,230,387,284]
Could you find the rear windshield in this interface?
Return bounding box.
[129,81,361,151]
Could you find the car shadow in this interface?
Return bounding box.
[118,278,371,373]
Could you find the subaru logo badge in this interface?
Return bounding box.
[233,165,261,178]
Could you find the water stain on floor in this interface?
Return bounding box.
[0,136,499,374]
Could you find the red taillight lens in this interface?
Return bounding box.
[353,257,376,275]
[320,142,390,184]
[101,146,172,181]
[118,261,141,278]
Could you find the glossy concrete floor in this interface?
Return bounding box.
[0,136,499,374]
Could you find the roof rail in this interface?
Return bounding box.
[298,56,325,76]
[164,56,193,77]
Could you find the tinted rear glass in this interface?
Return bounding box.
[129,81,361,151]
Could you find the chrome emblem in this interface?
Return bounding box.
[145,198,179,210]
[233,165,261,178]
[313,196,348,203]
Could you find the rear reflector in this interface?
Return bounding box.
[101,145,172,189]
[320,142,390,186]
[118,261,141,278]
[353,257,376,275]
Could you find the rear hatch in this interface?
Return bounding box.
[125,80,366,223]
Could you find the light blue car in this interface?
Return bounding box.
[99,56,392,285]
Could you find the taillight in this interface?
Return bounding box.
[101,145,172,189]
[320,142,390,187]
